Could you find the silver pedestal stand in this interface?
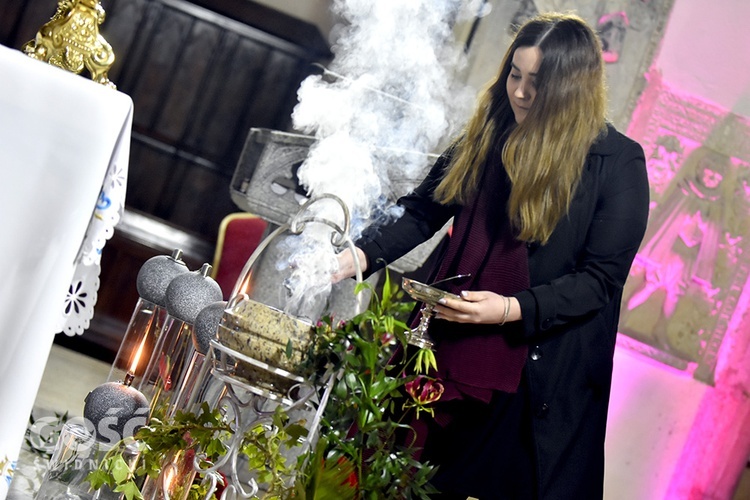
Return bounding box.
[184,341,336,500]
[402,277,464,351]
[183,194,362,500]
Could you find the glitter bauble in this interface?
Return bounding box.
[83,382,149,440]
[136,249,189,307]
[165,263,223,323]
[193,300,227,355]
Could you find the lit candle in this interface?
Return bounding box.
[84,339,149,443]
[107,249,189,386]
[139,263,222,417]
[123,330,149,387]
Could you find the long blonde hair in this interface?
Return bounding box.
[434,13,608,244]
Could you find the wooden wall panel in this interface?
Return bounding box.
[0,0,330,358]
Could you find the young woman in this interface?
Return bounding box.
[336,12,650,499]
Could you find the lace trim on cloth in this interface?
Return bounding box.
[55,152,128,336]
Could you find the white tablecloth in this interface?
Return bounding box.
[0,45,132,499]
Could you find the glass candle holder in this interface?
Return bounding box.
[36,422,140,500]
[169,301,227,413]
[108,249,189,386]
[139,449,196,500]
[138,264,222,418]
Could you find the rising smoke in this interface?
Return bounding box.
[279,0,483,318]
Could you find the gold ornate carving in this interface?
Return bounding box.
[22,0,116,89]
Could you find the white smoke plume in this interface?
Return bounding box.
[280,0,481,318]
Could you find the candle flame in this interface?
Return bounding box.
[237,272,254,297]
[162,463,178,494]
[129,333,149,375]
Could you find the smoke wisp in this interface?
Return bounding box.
[281,0,481,317]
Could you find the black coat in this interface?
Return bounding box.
[358,124,650,498]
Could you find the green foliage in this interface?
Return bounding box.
[239,407,308,498]
[86,439,144,500]
[87,402,305,500]
[296,272,440,499]
[87,271,443,499]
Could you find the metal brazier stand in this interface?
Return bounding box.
[180,194,363,500]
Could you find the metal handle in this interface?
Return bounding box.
[229,194,364,305]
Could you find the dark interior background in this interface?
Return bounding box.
[0,0,331,359]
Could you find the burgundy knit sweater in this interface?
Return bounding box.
[425,153,530,409]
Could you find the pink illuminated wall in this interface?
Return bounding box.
[616,66,750,498]
[619,78,750,384]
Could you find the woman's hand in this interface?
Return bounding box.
[332,246,368,283]
[434,290,521,325]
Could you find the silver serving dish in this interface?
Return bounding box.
[401,276,468,351]
[402,277,461,305]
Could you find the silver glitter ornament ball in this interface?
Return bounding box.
[165,263,223,324]
[193,300,227,354]
[83,382,149,440]
[136,249,190,307]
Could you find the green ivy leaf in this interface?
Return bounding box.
[114,480,143,500]
[110,454,132,484]
[353,280,374,296]
[344,371,358,390]
[204,438,226,458]
[382,269,393,306]
[285,423,309,444]
[86,469,113,490]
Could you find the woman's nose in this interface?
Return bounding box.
[515,83,528,99]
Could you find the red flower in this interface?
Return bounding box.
[336,456,358,488]
[405,376,444,405]
[379,331,395,345]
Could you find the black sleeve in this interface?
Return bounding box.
[357,151,457,274]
